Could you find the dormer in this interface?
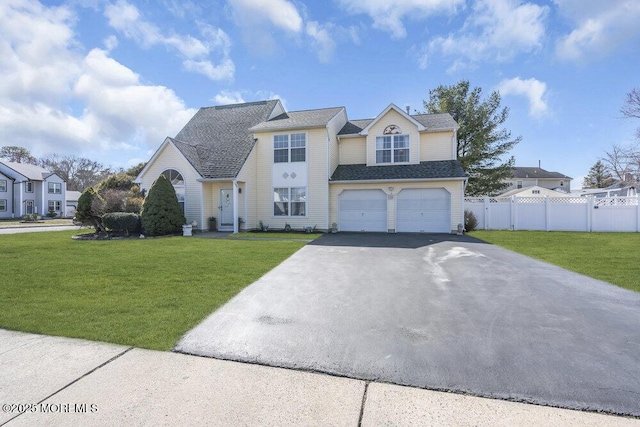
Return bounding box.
[362,104,424,167]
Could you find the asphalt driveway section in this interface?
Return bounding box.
[175,233,640,417]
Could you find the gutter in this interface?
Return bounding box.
[329,177,467,184]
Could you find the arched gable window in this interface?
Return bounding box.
[162,169,185,211]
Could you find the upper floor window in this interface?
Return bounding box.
[161,169,185,211]
[0,180,6,192]
[274,133,306,163]
[376,135,409,164]
[25,181,33,192]
[48,182,62,194]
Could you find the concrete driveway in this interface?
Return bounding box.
[175,233,640,417]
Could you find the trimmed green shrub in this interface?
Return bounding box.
[76,187,106,232]
[102,212,141,236]
[464,209,478,231]
[140,175,185,236]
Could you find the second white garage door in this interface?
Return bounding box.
[396,188,451,233]
[339,189,387,232]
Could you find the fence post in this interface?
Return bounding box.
[484,196,489,230]
[545,196,550,231]
[510,196,516,230]
[587,196,594,233]
[636,196,640,232]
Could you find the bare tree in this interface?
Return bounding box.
[39,155,113,191]
[622,87,640,140]
[0,146,37,164]
[602,143,640,184]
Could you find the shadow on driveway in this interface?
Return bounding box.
[175,232,640,417]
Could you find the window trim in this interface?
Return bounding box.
[273,133,307,164]
[375,134,410,164]
[48,182,62,194]
[48,200,62,212]
[273,186,307,217]
[0,199,6,212]
[0,180,6,192]
[25,181,33,193]
[161,169,185,212]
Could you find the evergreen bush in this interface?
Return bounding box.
[76,187,106,232]
[140,175,185,236]
[102,212,140,236]
[464,210,478,232]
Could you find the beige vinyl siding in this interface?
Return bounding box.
[339,137,366,165]
[236,146,258,229]
[330,180,464,232]
[254,128,330,231]
[420,131,455,161]
[138,142,203,228]
[366,109,420,166]
[327,109,347,176]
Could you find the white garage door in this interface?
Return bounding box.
[396,188,451,233]
[339,190,387,232]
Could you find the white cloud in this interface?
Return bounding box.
[306,21,336,63]
[0,1,196,166]
[554,0,640,62]
[426,0,547,70]
[497,77,548,118]
[104,0,234,81]
[228,0,303,33]
[337,0,464,39]
[213,90,245,105]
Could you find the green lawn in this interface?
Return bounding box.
[0,230,305,350]
[469,231,640,293]
[230,232,323,240]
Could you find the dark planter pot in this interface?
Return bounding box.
[208,219,217,232]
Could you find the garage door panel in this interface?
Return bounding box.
[397,188,450,233]
[339,190,387,232]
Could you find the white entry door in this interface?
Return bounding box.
[219,189,234,230]
[396,188,451,233]
[338,189,387,232]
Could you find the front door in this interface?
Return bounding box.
[25,200,34,215]
[219,189,234,230]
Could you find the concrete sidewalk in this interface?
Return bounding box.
[0,330,637,426]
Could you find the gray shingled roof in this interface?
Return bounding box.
[338,113,457,135]
[250,107,344,132]
[173,100,279,179]
[0,161,51,181]
[331,160,466,181]
[511,167,572,180]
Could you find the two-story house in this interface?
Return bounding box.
[135,100,467,233]
[502,167,572,194]
[0,161,67,218]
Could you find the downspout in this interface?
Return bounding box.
[233,179,239,234]
[326,126,331,231]
[199,181,204,231]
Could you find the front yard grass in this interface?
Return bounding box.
[0,230,305,350]
[469,231,640,293]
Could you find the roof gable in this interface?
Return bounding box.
[360,104,425,135]
[135,137,202,183]
[171,100,281,179]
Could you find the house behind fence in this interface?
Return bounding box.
[465,196,640,232]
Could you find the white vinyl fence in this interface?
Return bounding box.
[465,196,640,232]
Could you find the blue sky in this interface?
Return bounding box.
[2,0,639,188]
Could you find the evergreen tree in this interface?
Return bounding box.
[424,80,521,196]
[75,187,106,232]
[141,175,185,236]
[582,160,615,188]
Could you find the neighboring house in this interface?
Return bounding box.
[498,185,572,198]
[135,100,467,233]
[503,167,572,193]
[0,161,67,218]
[65,190,82,218]
[578,182,638,198]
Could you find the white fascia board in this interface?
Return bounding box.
[360,103,426,136]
